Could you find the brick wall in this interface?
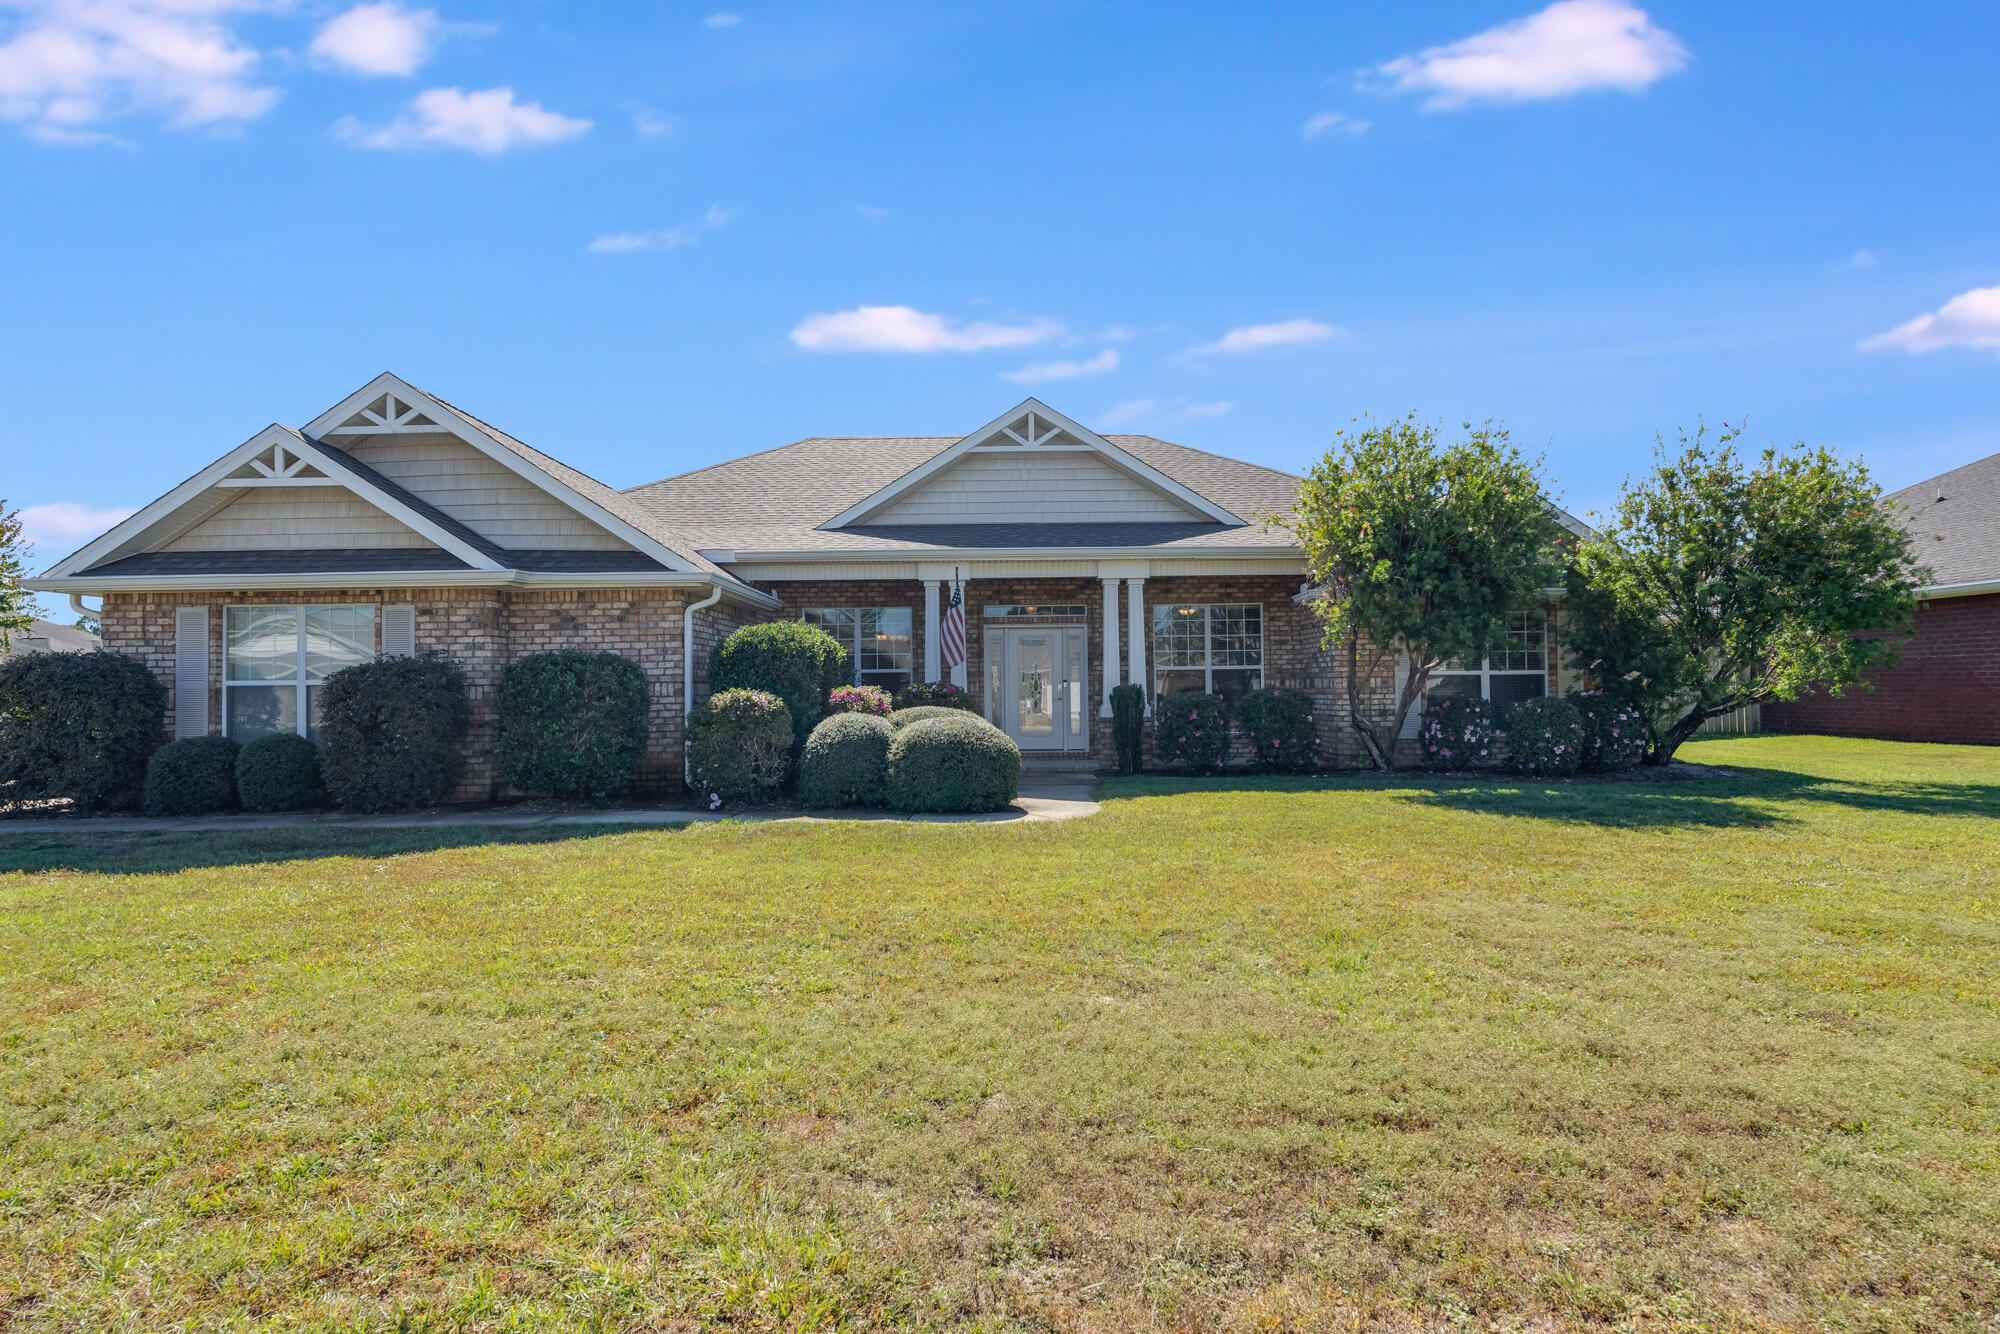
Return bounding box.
[1763,592,2000,745]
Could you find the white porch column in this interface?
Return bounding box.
[1126,578,1148,714]
[923,580,942,683]
[1099,577,1121,716]
[949,578,968,691]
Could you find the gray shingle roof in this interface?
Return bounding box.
[86,549,476,576]
[1887,450,2000,588]
[622,435,1303,555]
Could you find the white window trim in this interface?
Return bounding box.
[1430,610,1549,701]
[222,604,377,740]
[803,607,915,690]
[1151,602,1264,698]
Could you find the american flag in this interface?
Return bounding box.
[939,583,966,671]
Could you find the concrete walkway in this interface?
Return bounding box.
[0,770,1103,835]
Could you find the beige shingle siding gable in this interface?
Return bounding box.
[868,451,1206,524]
[161,486,442,551]
[342,433,634,551]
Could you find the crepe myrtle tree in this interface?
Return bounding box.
[0,501,33,651]
[1566,424,1926,763]
[1286,416,1565,769]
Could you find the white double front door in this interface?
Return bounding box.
[988,626,1088,751]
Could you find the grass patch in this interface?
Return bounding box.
[1,735,1996,1330]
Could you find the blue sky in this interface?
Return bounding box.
[4,0,1997,607]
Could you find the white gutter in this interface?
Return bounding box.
[683,583,724,718]
[1919,578,2000,600]
[703,544,1302,564]
[25,571,781,607]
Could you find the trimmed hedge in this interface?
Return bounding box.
[318,657,471,813]
[1154,691,1231,773]
[709,622,847,748]
[1570,690,1649,773]
[826,684,892,718]
[1235,687,1318,773]
[496,650,649,802]
[1110,683,1145,776]
[144,735,239,816]
[1503,695,1585,777]
[800,712,892,808]
[1417,694,1498,772]
[0,650,164,810]
[888,706,966,730]
[885,713,1020,813]
[891,681,979,711]
[236,733,323,812]
[685,688,792,807]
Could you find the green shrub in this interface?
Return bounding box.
[318,657,471,813]
[236,733,323,812]
[1154,691,1231,772]
[1110,683,1145,775]
[1235,688,1318,773]
[1570,690,1650,773]
[685,688,792,808]
[891,681,979,711]
[496,650,650,802]
[1503,696,1585,776]
[144,735,239,816]
[709,622,847,748]
[800,712,892,808]
[0,650,164,810]
[826,684,892,717]
[888,705,967,730]
[1417,694,1498,771]
[885,713,1020,813]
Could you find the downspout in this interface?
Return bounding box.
[69,593,100,625]
[683,582,724,718]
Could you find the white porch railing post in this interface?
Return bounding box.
[1126,578,1148,715]
[923,580,942,684]
[1099,577,1121,716]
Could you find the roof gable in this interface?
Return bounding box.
[820,399,1243,530]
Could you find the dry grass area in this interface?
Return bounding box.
[0,735,1995,1332]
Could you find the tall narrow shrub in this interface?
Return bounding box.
[1110,683,1145,775]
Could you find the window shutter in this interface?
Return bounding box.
[174,606,210,738]
[381,603,416,659]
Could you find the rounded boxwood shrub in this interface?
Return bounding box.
[496,650,649,802]
[885,713,1020,813]
[318,657,471,813]
[685,688,792,808]
[0,650,164,810]
[826,684,892,718]
[1417,694,1497,772]
[1234,687,1318,773]
[1503,696,1585,777]
[800,712,892,808]
[891,681,979,712]
[236,732,323,812]
[144,735,240,816]
[1570,690,1649,773]
[1154,691,1231,773]
[888,705,968,730]
[709,621,847,747]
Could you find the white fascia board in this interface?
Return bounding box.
[26,570,780,607]
[711,543,1300,564]
[818,396,1243,530]
[1920,578,2000,599]
[301,373,703,575]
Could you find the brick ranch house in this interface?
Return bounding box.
[29,374,1584,798]
[1765,449,2000,746]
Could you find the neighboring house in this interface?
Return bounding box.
[1765,450,2000,745]
[1,619,100,657]
[27,374,1580,796]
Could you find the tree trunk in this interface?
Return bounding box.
[1344,632,1393,770]
[1650,711,1708,764]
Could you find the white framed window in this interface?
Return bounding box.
[224,605,377,742]
[1152,602,1263,704]
[1428,610,1548,718]
[802,607,913,691]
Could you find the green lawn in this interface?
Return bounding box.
[1,736,1996,1332]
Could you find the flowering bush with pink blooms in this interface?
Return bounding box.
[1569,690,1650,772]
[1154,691,1231,772]
[1417,694,1498,772]
[1500,695,1584,777]
[1234,687,1318,773]
[684,688,792,806]
[826,684,892,717]
[891,680,980,711]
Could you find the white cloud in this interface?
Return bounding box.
[1001,348,1118,384]
[1096,400,1156,429]
[1377,0,1687,110]
[587,203,736,255]
[1192,318,1339,355]
[1842,249,1878,271]
[1095,399,1231,430]
[1860,285,2000,355]
[17,501,136,555]
[630,105,675,137]
[310,3,437,77]
[0,0,280,142]
[790,305,1063,354]
[1179,400,1233,420]
[702,11,741,28]
[339,86,590,153]
[1303,110,1368,139]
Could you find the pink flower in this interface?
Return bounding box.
[708,792,722,810]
